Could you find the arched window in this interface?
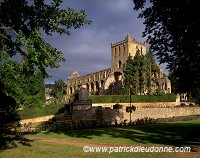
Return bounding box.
[123,44,125,54]
[101,80,104,87]
[86,83,89,91]
[91,82,94,94]
[70,87,72,95]
[96,81,100,94]
[119,60,121,69]
[165,82,167,90]
[123,63,126,71]
[115,48,117,57]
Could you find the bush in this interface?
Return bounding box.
[88,94,176,103]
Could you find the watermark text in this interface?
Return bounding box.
[83,145,191,154]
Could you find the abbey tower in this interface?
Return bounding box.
[111,33,146,71]
[66,34,171,98]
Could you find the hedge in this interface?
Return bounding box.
[88,94,176,103]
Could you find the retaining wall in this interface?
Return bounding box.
[92,102,177,108]
[102,107,200,123]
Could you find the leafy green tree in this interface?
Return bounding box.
[132,0,200,100]
[0,0,91,126]
[124,55,134,94]
[22,72,45,108]
[0,88,19,131]
[140,52,149,94]
[0,55,20,130]
[132,50,140,94]
[0,53,45,108]
[124,49,160,95]
[146,50,160,94]
[51,79,66,101]
[0,0,91,75]
[0,53,24,105]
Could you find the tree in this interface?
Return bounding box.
[51,79,66,101]
[0,0,91,75]
[22,72,45,108]
[124,50,146,94]
[124,49,159,95]
[132,0,200,100]
[124,55,133,92]
[0,0,91,126]
[146,50,160,94]
[0,56,20,130]
[0,53,24,105]
[0,88,19,131]
[140,52,149,94]
[0,53,45,108]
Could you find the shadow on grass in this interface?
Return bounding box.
[0,132,32,151]
[46,120,200,147]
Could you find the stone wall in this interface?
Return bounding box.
[121,107,200,123]
[19,105,200,126]
[20,115,54,125]
[72,106,200,124]
[92,102,177,108]
[72,108,97,120]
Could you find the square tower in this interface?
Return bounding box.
[111,33,146,71]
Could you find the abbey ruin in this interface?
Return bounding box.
[66,34,171,98]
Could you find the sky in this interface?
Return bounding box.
[44,0,168,84]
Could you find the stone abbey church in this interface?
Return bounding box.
[66,34,171,98]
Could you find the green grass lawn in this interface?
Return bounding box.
[1,120,200,158]
[27,119,200,146]
[0,140,197,158]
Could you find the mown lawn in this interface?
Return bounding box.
[27,120,200,146]
[0,140,198,158]
[1,120,200,158]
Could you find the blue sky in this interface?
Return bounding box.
[44,0,168,84]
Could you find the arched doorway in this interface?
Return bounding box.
[70,87,72,95]
[118,60,121,69]
[86,83,89,92]
[96,81,100,94]
[91,82,94,94]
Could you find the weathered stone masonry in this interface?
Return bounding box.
[66,34,171,98]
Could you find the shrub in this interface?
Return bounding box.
[88,94,176,103]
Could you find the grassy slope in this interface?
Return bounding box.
[19,103,65,119]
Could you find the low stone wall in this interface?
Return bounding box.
[114,107,200,123]
[19,105,200,127]
[93,102,177,108]
[72,106,200,124]
[20,115,54,125]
